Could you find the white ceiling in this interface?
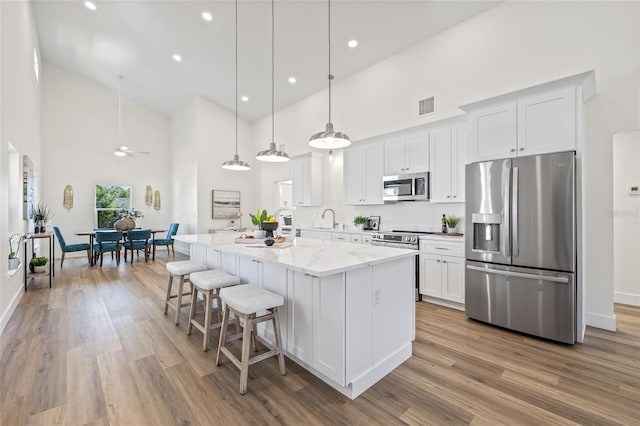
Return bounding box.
[33,0,498,122]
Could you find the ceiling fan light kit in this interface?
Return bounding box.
[256,0,290,163]
[222,0,251,171]
[308,0,351,150]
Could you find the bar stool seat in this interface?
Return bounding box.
[164,261,208,325]
[216,284,286,394]
[187,270,240,351]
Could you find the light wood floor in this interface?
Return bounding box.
[1,254,638,425]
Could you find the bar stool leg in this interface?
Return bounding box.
[273,307,286,376]
[164,274,174,315]
[203,290,213,352]
[239,313,253,395]
[187,286,199,335]
[216,306,230,367]
[175,275,186,325]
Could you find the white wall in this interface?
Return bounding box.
[252,1,640,326]
[613,131,640,306]
[40,63,173,243]
[1,0,42,331]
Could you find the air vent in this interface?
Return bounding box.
[418,96,435,116]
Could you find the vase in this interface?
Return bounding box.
[33,264,47,274]
[8,258,20,270]
[114,217,136,231]
[253,229,266,239]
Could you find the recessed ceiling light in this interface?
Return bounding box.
[347,39,358,48]
[241,96,249,102]
[84,1,96,11]
[202,12,213,21]
[172,54,182,62]
[288,76,297,84]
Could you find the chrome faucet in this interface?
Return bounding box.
[321,208,336,229]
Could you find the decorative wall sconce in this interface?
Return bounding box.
[145,185,153,206]
[63,185,73,211]
[153,190,161,211]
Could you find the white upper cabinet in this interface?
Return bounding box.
[292,152,322,206]
[429,123,467,203]
[464,72,595,163]
[517,87,576,156]
[344,141,384,205]
[384,130,429,175]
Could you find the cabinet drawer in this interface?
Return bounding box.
[419,241,464,257]
[332,232,350,242]
[361,235,372,244]
[350,234,362,243]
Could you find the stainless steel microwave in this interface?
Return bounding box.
[383,172,429,202]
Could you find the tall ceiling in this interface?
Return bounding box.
[33,0,498,122]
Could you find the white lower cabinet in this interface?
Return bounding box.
[420,253,465,305]
[312,273,345,384]
[287,271,314,365]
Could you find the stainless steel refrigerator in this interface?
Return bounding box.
[465,151,576,344]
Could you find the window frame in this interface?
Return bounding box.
[95,184,132,228]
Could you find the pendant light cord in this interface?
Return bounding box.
[271,0,275,144]
[118,75,123,143]
[235,0,239,156]
[327,0,332,124]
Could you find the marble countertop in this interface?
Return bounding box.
[175,234,416,277]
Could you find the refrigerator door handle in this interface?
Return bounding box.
[466,265,569,283]
[512,166,519,257]
[504,165,511,257]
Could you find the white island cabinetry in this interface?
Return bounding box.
[175,234,415,399]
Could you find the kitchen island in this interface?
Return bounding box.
[174,234,416,399]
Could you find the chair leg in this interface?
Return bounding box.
[100,251,104,267]
[216,306,231,366]
[167,246,170,256]
[164,275,174,315]
[187,286,198,335]
[239,314,253,395]
[175,275,185,325]
[86,249,91,264]
[60,252,65,269]
[273,307,286,376]
[172,244,176,257]
[153,243,156,261]
[203,290,213,352]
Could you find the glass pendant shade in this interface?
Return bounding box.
[222,153,251,171]
[256,142,290,162]
[309,122,351,149]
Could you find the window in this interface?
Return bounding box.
[95,185,130,228]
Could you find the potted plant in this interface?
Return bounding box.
[114,208,144,231]
[34,202,53,233]
[353,215,367,231]
[30,256,48,274]
[445,215,462,234]
[8,233,22,270]
[249,209,270,238]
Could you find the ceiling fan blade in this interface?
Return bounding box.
[129,150,151,155]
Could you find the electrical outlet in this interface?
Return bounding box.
[628,184,639,196]
[374,288,381,305]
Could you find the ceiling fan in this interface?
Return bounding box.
[113,75,151,158]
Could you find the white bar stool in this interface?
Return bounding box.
[216,284,286,395]
[187,270,240,351]
[164,261,208,325]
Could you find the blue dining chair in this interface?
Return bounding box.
[122,229,151,264]
[94,230,123,267]
[53,226,91,268]
[152,223,179,259]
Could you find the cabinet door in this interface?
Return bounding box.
[419,253,442,297]
[517,87,576,156]
[237,256,261,285]
[429,126,453,203]
[384,135,407,175]
[362,142,384,204]
[441,256,465,304]
[292,158,306,206]
[468,101,517,163]
[220,252,237,275]
[343,146,364,204]
[451,124,468,203]
[287,271,313,365]
[260,263,288,348]
[406,131,430,173]
[313,273,346,385]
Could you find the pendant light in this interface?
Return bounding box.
[256,0,290,162]
[223,0,251,171]
[308,0,351,150]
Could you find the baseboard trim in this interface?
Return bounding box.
[0,285,24,335]
[585,312,617,331]
[614,291,640,307]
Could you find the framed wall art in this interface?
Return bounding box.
[212,190,241,219]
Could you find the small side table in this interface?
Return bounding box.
[24,232,55,291]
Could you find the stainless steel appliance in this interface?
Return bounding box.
[383,172,429,202]
[465,151,576,344]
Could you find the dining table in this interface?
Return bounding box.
[75,228,167,265]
